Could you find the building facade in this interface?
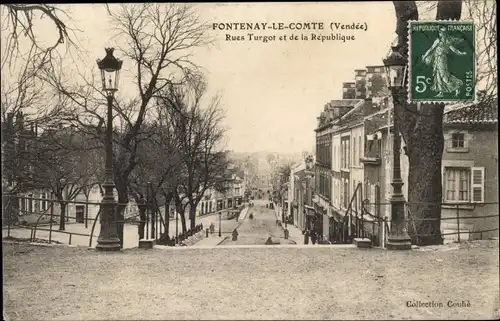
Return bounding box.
[196,170,245,217]
[440,102,498,240]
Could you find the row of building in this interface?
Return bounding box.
[285,65,498,245]
[2,111,246,227]
[6,167,245,226]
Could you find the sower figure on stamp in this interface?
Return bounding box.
[421,26,467,98]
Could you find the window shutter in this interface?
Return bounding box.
[471,167,485,203]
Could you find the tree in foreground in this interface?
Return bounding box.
[41,3,211,242]
[157,74,231,231]
[392,0,496,245]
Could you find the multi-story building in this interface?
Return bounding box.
[314,107,333,241]
[361,98,497,243]
[289,155,317,232]
[365,65,389,99]
[342,82,356,99]
[197,168,245,216]
[314,99,365,242]
[329,100,365,243]
[354,69,367,99]
[440,101,498,240]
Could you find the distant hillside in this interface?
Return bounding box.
[227,151,306,190]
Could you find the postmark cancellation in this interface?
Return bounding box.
[408,20,476,104]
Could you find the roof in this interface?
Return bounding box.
[336,100,365,129]
[364,108,391,135]
[294,169,306,181]
[316,99,365,130]
[292,162,306,173]
[443,101,498,125]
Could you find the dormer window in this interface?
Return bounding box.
[452,133,465,148]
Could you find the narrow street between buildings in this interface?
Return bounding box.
[219,201,295,246]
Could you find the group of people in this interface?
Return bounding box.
[164,223,204,246]
[302,229,320,245]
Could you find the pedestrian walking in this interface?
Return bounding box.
[284,228,289,240]
[303,230,309,245]
[311,231,317,245]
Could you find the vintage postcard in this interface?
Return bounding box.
[1,2,498,321]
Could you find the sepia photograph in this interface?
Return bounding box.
[1,1,498,320]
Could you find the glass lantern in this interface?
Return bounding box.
[96,48,123,96]
[383,46,407,89]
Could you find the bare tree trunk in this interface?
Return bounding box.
[59,201,66,231]
[392,0,462,246]
[403,104,445,246]
[179,207,187,233]
[189,202,197,230]
[162,192,173,237]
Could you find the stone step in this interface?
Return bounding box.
[353,238,371,248]
[139,238,155,249]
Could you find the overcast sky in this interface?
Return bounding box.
[3,2,403,154]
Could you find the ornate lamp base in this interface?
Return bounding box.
[96,237,121,251]
[387,234,412,250]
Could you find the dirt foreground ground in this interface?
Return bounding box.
[3,239,499,320]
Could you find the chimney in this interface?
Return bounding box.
[354,69,367,99]
[342,82,356,99]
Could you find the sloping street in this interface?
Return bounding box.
[220,201,295,246]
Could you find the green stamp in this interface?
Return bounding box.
[408,20,476,103]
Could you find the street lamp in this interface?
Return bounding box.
[59,178,67,231]
[95,48,123,251]
[219,212,222,237]
[383,45,412,250]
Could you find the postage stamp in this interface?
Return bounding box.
[408,20,476,104]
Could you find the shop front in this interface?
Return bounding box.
[305,205,315,233]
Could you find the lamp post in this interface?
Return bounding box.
[59,178,67,231]
[95,48,123,251]
[218,212,222,237]
[383,45,412,250]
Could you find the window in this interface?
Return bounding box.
[353,138,357,166]
[28,194,33,214]
[41,193,47,211]
[445,168,469,201]
[451,133,465,148]
[340,142,345,169]
[471,168,485,203]
[358,136,362,162]
[444,167,484,202]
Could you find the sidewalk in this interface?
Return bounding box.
[273,203,305,245]
[191,235,227,248]
[238,207,249,220]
